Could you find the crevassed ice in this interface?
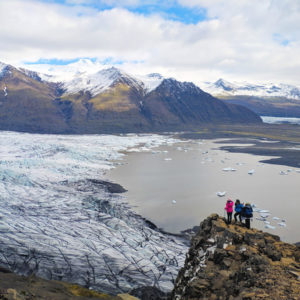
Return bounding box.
[0,131,187,294]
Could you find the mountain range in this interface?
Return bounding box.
[203,78,300,118]
[0,61,261,134]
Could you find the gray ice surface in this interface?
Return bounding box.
[0,132,187,294]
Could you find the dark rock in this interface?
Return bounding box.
[0,267,12,274]
[88,179,127,193]
[213,249,228,264]
[130,286,168,300]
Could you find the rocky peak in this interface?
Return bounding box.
[147,73,163,79]
[0,61,13,79]
[171,214,300,300]
[156,78,207,97]
[214,78,236,91]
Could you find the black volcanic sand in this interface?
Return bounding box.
[178,123,300,168]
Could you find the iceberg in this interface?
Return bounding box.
[222,167,237,172]
[265,225,276,229]
[278,222,287,227]
[260,213,270,218]
[216,191,226,197]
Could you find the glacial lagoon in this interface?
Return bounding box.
[108,138,300,244]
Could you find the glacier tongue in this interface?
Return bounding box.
[0,131,187,294]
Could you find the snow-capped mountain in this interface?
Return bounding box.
[202,78,300,100]
[62,67,145,96]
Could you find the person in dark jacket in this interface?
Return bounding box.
[234,199,244,222]
[241,203,253,229]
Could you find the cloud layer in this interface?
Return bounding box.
[0,0,299,84]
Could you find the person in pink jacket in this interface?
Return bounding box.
[225,198,234,224]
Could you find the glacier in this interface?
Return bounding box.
[0,131,188,294]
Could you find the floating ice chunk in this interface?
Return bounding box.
[248,169,255,175]
[164,158,172,161]
[280,171,288,175]
[287,169,292,172]
[256,217,267,221]
[216,191,226,197]
[260,213,270,218]
[251,204,257,208]
[258,210,270,213]
[272,217,280,221]
[172,200,177,204]
[222,167,237,172]
[152,151,161,154]
[278,222,286,227]
[202,151,208,154]
[265,224,276,229]
[264,221,270,225]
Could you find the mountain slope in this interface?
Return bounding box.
[0,63,69,133]
[142,79,261,129]
[0,62,261,134]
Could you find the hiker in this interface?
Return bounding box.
[241,203,253,229]
[234,199,244,222]
[225,198,234,224]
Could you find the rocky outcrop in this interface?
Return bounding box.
[171,214,300,300]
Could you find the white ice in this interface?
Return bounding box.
[0,131,187,294]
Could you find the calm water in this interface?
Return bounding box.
[108,139,300,243]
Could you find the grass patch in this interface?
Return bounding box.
[90,84,135,112]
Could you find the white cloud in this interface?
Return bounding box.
[0,0,300,85]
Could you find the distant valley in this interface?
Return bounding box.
[0,62,260,134]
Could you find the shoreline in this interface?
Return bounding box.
[178,125,300,169]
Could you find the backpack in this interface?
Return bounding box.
[243,205,253,218]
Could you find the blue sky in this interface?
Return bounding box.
[40,0,208,24]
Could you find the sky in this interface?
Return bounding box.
[0,0,300,85]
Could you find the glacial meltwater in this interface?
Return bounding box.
[108,138,300,244]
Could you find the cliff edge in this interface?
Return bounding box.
[171,214,300,300]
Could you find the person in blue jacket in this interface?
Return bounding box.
[234,199,244,222]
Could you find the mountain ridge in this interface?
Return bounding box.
[0,61,261,134]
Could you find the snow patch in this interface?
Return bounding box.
[136,73,164,93]
[3,86,7,96]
